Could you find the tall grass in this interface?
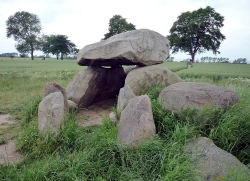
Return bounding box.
[1,60,249,180]
[0,90,200,180]
[142,81,250,168]
[208,79,250,166]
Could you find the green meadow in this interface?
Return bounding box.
[0,58,250,180]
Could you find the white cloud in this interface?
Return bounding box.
[0,0,249,62]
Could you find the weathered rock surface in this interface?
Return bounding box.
[68,100,78,112]
[186,137,250,181]
[117,84,136,112]
[42,82,68,110]
[66,66,105,107]
[109,112,118,125]
[66,66,126,108]
[125,65,183,95]
[0,140,22,165]
[117,95,156,147]
[77,29,170,66]
[159,82,240,113]
[38,92,65,134]
[123,66,138,75]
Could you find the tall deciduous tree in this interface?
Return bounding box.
[103,15,136,40]
[42,35,76,60]
[167,6,226,61]
[6,11,42,60]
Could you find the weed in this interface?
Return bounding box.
[23,95,42,125]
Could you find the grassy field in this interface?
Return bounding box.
[0,58,83,118]
[0,58,250,180]
[171,62,250,79]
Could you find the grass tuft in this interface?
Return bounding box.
[23,95,42,125]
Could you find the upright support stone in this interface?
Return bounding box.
[38,92,65,134]
[117,84,136,112]
[117,95,156,148]
[66,66,126,108]
[66,66,106,108]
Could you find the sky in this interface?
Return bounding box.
[0,0,249,62]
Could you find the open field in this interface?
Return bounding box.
[0,58,83,72]
[0,58,83,118]
[0,58,250,180]
[163,62,250,78]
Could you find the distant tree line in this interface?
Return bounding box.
[233,58,247,64]
[6,11,78,60]
[166,57,175,62]
[0,52,18,57]
[5,10,247,63]
[180,57,248,64]
[200,57,230,63]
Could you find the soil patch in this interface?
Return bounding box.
[0,99,117,165]
[77,98,116,127]
[0,140,22,165]
[0,114,22,165]
[0,114,15,129]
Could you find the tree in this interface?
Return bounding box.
[41,34,76,60]
[71,47,79,59]
[20,53,26,60]
[233,58,247,64]
[167,6,226,61]
[6,11,42,60]
[103,15,136,40]
[166,57,175,62]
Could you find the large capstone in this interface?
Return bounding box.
[117,84,136,112]
[77,29,170,66]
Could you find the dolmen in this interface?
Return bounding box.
[66,29,183,108]
[65,29,182,147]
[37,29,250,180]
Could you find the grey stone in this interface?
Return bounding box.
[117,84,136,112]
[109,112,118,125]
[159,82,240,113]
[77,29,170,66]
[186,137,250,181]
[38,92,65,134]
[117,95,156,147]
[123,66,138,75]
[42,82,68,111]
[66,66,126,108]
[68,100,78,112]
[125,65,183,95]
[66,66,106,108]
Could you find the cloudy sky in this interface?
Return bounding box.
[0,0,249,62]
